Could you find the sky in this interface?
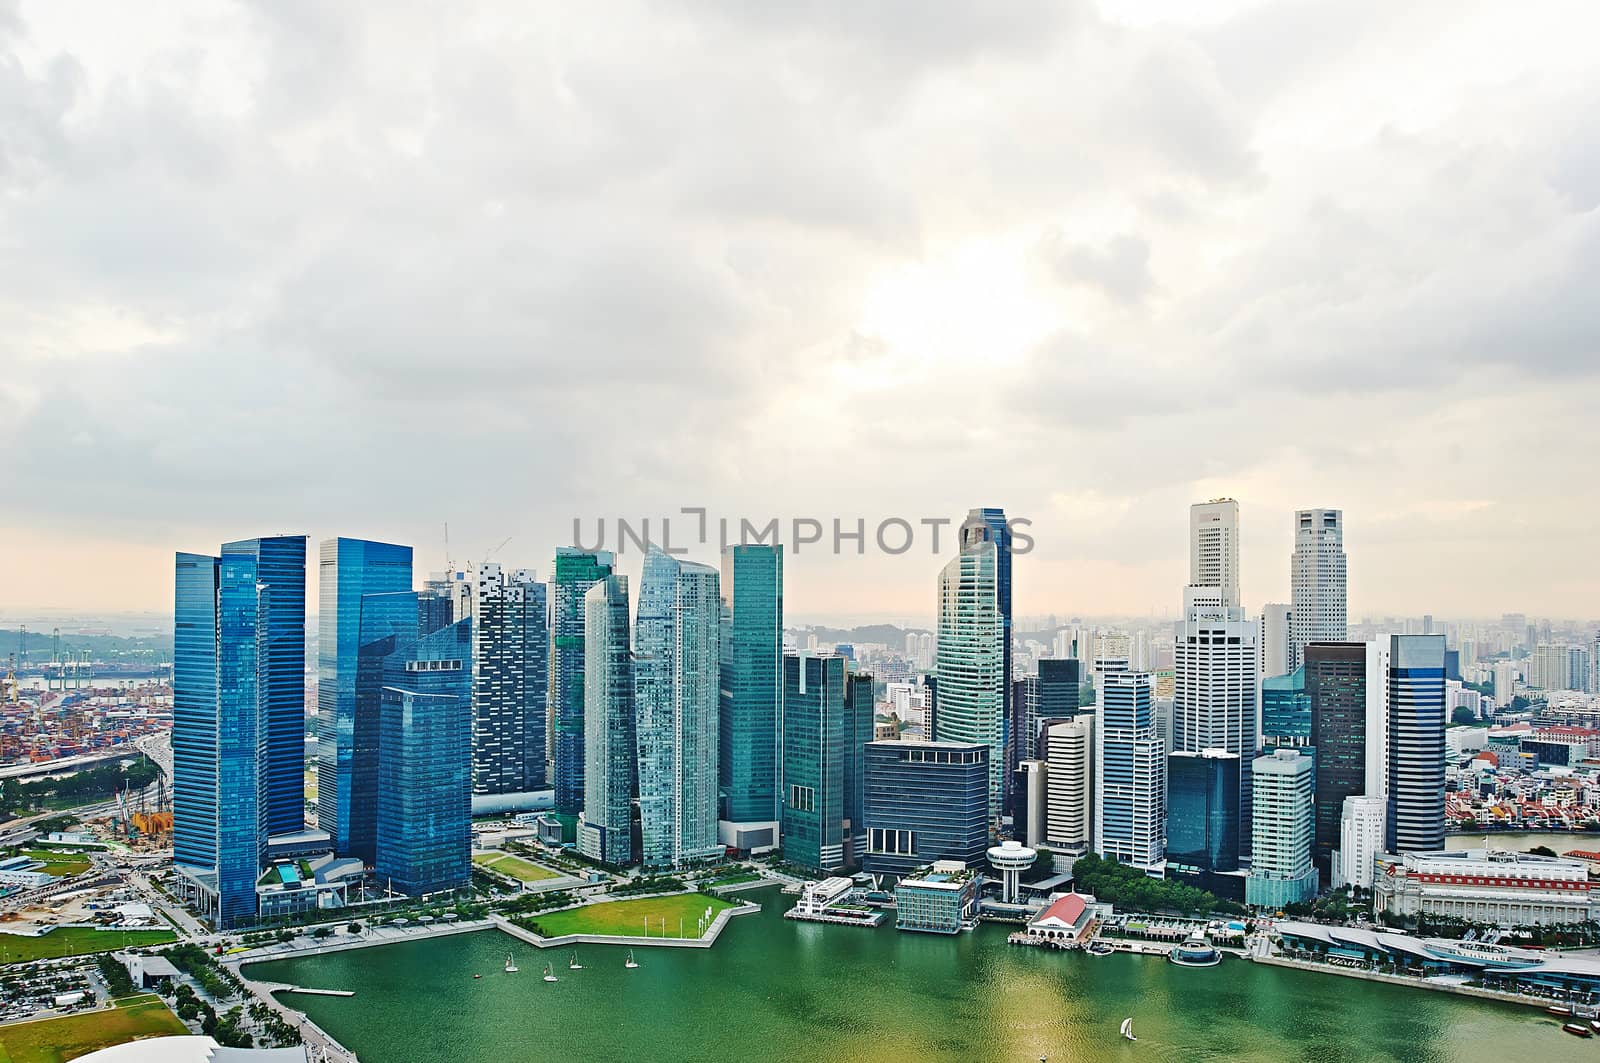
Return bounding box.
[2,0,1599,624]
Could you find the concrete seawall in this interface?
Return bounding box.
[1252,953,1555,1009]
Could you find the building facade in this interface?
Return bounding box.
[1189,498,1240,608]
[1307,642,1370,879]
[472,564,548,800]
[1172,596,1258,852]
[1387,634,1447,853]
[1261,666,1310,746]
[861,741,989,880]
[1044,717,1093,855]
[1375,849,1594,925]
[1246,748,1317,908]
[1289,508,1348,671]
[781,653,848,874]
[1095,672,1165,873]
[550,548,616,818]
[579,575,636,866]
[935,537,1006,827]
[718,544,783,850]
[893,863,980,934]
[959,508,1014,801]
[1166,750,1241,875]
[1332,794,1385,891]
[635,551,723,868]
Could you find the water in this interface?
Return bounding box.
[1446,831,1600,853]
[249,889,1568,1063]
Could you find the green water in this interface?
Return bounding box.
[249,889,1568,1063]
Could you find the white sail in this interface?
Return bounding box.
[1120,1018,1134,1039]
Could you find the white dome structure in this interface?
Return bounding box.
[987,839,1037,903]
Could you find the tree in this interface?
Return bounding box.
[311,927,332,939]
[347,922,363,935]
[1451,707,1478,726]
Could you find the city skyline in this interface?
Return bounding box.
[4,2,1600,620]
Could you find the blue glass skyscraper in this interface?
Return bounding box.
[1261,666,1311,746]
[172,549,271,929]
[550,549,615,819]
[377,617,473,896]
[1166,750,1240,874]
[1387,633,1446,853]
[718,544,782,849]
[579,575,635,866]
[782,653,847,874]
[219,536,307,837]
[1095,671,1165,872]
[317,538,414,864]
[959,508,1013,797]
[861,740,989,881]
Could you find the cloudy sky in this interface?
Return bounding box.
[3,0,1598,624]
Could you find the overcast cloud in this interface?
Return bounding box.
[2,0,1597,622]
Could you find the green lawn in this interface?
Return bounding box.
[20,850,92,877]
[0,995,186,1063]
[528,893,736,939]
[472,852,563,883]
[0,928,177,966]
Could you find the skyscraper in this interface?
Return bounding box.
[1095,671,1165,873]
[1166,749,1241,876]
[1307,642,1375,879]
[861,740,990,880]
[1189,498,1240,608]
[781,653,847,874]
[172,550,269,928]
[1246,748,1317,908]
[376,617,473,896]
[1043,717,1093,855]
[718,544,783,851]
[844,670,873,866]
[219,536,307,838]
[1289,509,1347,670]
[959,509,1014,799]
[472,564,548,801]
[1260,666,1310,746]
[316,537,415,864]
[550,548,615,818]
[1172,588,1258,851]
[635,550,722,869]
[1025,658,1081,758]
[579,575,635,866]
[1259,603,1292,678]
[1387,634,1446,853]
[935,535,1005,826]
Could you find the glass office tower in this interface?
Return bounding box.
[1261,666,1311,746]
[550,549,615,818]
[718,544,783,848]
[1166,749,1241,874]
[636,550,723,868]
[1095,671,1165,872]
[579,575,635,866]
[317,538,414,863]
[861,740,990,881]
[376,618,473,895]
[935,537,1005,827]
[1387,634,1447,852]
[1307,642,1369,878]
[781,653,847,874]
[958,509,1013,800]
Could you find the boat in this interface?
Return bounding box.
[473,974,482,980]
[1087,941,1115,957]
[625,949,639,970]
[1562,1023,1592,1038]
[1547,1005,1573,1016]
[1120,1018,1136,1042]
[569,951,584,970]
[1589,1020,1600,1034]
[1168,938,1222,968]
[542,963,558,983]
[505,954,519,974]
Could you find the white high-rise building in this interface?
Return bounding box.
[1260,603,1292,679]
[1016,760,1048,849]
[1529,643,1570,692]
[1289,509,1347,671]
[935,538,1006,824]
[1493,659,1519,705]
[1173,592,1259,852]
[1044,716,1094,854]
[1189,498,1241,609]
[1332,794,1386,890]
[1246,748,1317,907]
[1095,672,1164,873]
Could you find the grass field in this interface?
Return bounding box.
[0,995,186,1063]
[19,850,91,877]
[0,928,177,966]
[529,893,736,939]
[472,852,563,883]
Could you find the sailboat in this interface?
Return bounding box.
[504,954,519,974]
[625,949,640,969]
[542,963,558,983]
[1120,1018,1136,1042]
[568,951,584,970]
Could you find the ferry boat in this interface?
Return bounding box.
[1562,1023,1592,1038]
[1547,1005,1573,1017]
[1168,938,1223,968]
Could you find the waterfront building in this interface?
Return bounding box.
[1374,848,1594,925]
[1387,634,1446,853]
[376,617,473,895]
[1307,642,1382,880]
[1166,750,1240,875]
[1014,759,1048,848]
[959,508,1014,801]
[1260,603,1292,679]
[1044,717,1093,854]
[1260,666,1310,746]
[218,535,307,838]
[550,548,616,818]
[578,575,635,866]
[1189,498,1241,608]
[987,840,1037,904]
[172,551,269,928]
[316,537,415,865]
[1246,748,1317,908]
[718,543,783,852]
[636,550,723,869]
[893,862,980,933]
[1026,892,1103,945]
[471,564,549,803]
[781,653,848,874]
[1332,795,1385,891]
[935,534,1006,826]
[1172,591,1258,851]
[1289,508,1347,670]
[1095,672,1165,873]
[861,740,989,881]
